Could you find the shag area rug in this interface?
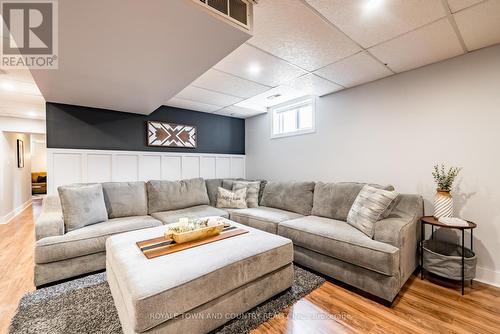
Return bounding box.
[9,265,325,334]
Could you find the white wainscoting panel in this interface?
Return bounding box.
[216,157,231,178]
[200,156,216,179]
[50,153,82,190]
[87,154,112,183]
[139,155,162,181]
[182,156,200,179]
[113,154,139,182]
[231,157,245,178]
[161,156,182,180]
[47,148,245,194]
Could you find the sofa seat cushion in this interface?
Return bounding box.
[150,205,229,224]
[230,206,303,234]
[35,216,162,264]
[106,222,293,333]
[278,216,400,276]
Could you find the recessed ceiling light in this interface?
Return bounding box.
[247,62,262,75]
[363,0,384,12]
[28,111,37,116]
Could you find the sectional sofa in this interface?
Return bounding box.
[34,177,423,302]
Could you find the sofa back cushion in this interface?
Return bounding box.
[312,182,395,221]
[58,183,108,232]
[205,179,223,207]
[260,181,315,215]
[102,181,148,218]
[147,178,209,213]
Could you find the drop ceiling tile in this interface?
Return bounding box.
[454,0,500,51]
[166,97,221,113]
[368,19,464,73]
[305,0,446,48]
[286,74,343,96]
[216,105,264,119]
[214,44,307,87]
[314,51,393,87]
[249,0,361,71]
[236,86,308,111]
[447,0,483,13]
[175,85,242,108]
[191,69,271,99]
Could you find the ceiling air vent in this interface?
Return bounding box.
[197,0,253,30]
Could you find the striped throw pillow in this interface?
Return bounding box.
[232,181,260,208]
[347,185,399,237]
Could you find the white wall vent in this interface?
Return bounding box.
[196,0,253,31]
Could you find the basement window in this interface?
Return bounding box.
[271,97,315,139]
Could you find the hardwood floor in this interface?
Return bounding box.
[1,200,499,334]
[0,199,39,334]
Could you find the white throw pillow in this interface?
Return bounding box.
[216,187,247,209]
[232,181,260,208]
[347,185,399,238]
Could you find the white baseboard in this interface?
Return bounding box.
[475,266,500,288]
[0,199,32,224]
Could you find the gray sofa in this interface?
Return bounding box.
[228,181,423,302]
[34,177,423,303]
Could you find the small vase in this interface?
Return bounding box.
[434,190,453,219]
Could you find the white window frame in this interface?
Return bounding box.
[270,96,316,139]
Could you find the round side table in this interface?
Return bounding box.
[420,216,477,295]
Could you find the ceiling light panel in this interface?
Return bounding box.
[305,0,446,48]
[314,51,392,87]
[166,97,222,113]
[249,0,361,71]
[214,43,307,86]
[285,73,343,96]
[175,85,243,107]
[191,69,270,99]
[446,0,483,13]
[453,0,500,51]
[368,19,464,73]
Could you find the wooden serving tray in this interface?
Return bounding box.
[137,226,248,259]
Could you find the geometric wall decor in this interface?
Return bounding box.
[147,121,197,148]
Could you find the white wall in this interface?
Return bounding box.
[31,134,47,172]
[245,44,500,287]
[0,132,32,223]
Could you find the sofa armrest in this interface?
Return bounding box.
[35,195,64,240]
[35,212,65,240]
[374,194,424,286]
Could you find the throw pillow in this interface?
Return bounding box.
[58,183,108,232]
[232,181,260,208]
[216,187,247,209]
[347,185,399,238]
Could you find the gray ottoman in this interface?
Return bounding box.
[106,221,294,334]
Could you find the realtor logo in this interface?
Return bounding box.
[1,0,58,68]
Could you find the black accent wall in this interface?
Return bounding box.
[46,103,245,154]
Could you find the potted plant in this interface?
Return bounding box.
[432,164,462,218]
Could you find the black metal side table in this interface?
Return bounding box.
[420,216,477,295]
